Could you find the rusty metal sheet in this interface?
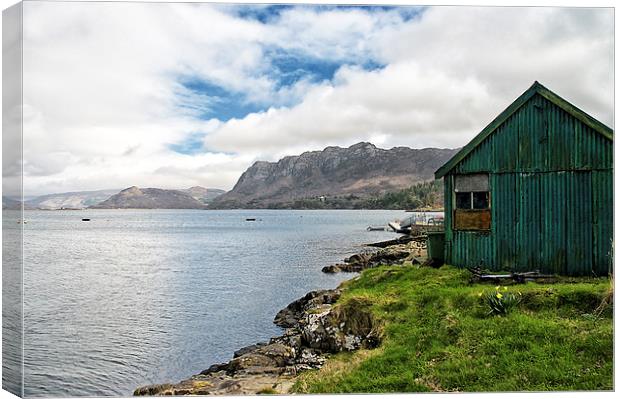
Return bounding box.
[454,209,491,231]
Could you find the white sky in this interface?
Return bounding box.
[4,1,614,196]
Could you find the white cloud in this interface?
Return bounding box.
[206,6,614,158]
[18,3,613,196]
[21,2,270,195]
[204,64,494,156]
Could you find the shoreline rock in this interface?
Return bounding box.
[133,238,418,396]
[322,244,418,274]
[134,288,380,396]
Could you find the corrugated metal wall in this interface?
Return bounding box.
[444,93,613,276]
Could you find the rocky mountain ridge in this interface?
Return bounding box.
[211,142,458,208]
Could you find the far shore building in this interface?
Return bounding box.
[435,82,613,276]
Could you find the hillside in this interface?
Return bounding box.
[25,189,122,210]
[2,196,26,210]
[181,186,226,204]
[211,142,458,209]
[90,186,208,209]
[289,180,444,210]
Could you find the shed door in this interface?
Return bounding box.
[565,171,593,275]
[492,174,518,270]
[516,173,542,272]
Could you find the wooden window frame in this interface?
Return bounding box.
[452,174,491,231]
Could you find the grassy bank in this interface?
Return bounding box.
[293,265,613,393]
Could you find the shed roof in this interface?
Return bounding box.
[435,81,613,179]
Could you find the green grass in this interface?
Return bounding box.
[293,265,613,393]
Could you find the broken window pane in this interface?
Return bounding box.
[473,192,489,209]
[456,192,471,209]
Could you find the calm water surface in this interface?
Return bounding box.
[21,209,401,397]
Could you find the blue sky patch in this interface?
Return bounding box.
[360,59,386,72]
[230,4,426,24]
[172,4,416,123]
[266,49,343,88]
[265,49,386,89]
[343,5,426,21]
[233,4,293,23]
[396,6,427,21]
[178,77,265,121]
[168,132,207,155]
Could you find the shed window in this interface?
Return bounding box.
[473,192,489,209]
[454,174,490,210]
[456,192,472,209]
[453,174,491,231]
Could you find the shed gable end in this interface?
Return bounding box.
[435,81,613,178]
[447,93,613,175]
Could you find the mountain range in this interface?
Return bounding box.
[2,186,226,210]
[211,142,458,208]
[26,189,123,210]
[90,186,225,209]
[4,142,457,210]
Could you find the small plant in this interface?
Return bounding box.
[479,286,522,316]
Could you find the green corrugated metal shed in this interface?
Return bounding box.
[435,81,613,276]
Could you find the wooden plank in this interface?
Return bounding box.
[454,209,491,230]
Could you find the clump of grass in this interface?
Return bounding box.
[594,274,614,317]
[293,265,613,393]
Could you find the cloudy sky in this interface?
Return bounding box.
[15,1,614,196]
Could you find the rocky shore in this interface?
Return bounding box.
[321,239,425,273]
[134,237,424,396]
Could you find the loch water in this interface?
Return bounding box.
[16,209,401,397]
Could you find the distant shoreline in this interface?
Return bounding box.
[18,207,431,211]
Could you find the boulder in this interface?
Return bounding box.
[228,353,280,374]
[233,342,267,358]
[274,289,341,328]
[369,249,410,266]
[200,362,228,375]
[322,264,343,273]
[270,329,303,350]
[296,348,328,369]
[133,384,173,396]
[228,343,296,374]
[325,248,412,274]
[344,253,371,265]
[300,298,381,353]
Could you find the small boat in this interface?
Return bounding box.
[388,211,445,235]
[366,226,386,231]
[388,220,410,234]
[245,218,256,221]
[82,218,91,222]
